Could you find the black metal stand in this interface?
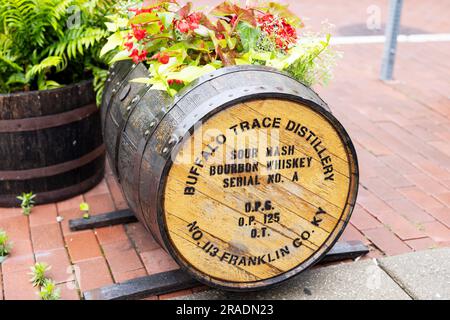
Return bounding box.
[69,209,137,231]
[70,210,370,300]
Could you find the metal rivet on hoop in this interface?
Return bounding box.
[149,121,156,128]
[131,96,139,104]
[162,147,169,154]
[144,130,150,136]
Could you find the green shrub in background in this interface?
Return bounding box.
[0,0,117,103]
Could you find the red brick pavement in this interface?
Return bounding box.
[1,0,450,300]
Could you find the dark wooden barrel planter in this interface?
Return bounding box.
[102,61,359,291]
[0,81,105,207]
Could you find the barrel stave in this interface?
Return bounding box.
[100,60,135,113]
[103,63,149,177]
[117,88,172,226]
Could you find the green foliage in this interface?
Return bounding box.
[0,229,13,260]
[260,2,304,29]
[103,1,339,96]
[285,34,340,86]
[79,202,90,212]
[236,22,261,52]
[17,191,36,215]
[80,201,90,219]
[29,261,61,300]
[39,279,61,300]
[0,0,116,98]
[29,262,50,287]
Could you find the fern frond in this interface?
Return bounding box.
[6,72,27,85]
[25,56,62,80]
[0,0,119,95]
[49,27,109,59]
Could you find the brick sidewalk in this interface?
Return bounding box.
[1,1,449,300]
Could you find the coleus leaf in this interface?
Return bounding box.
[198,13,218,32]
[183,39,214,53]
[216,47,236,66]
[217,20,237,50]
[144,22,162,35]
[264,2,304,29]
[129,12,159,25]
[211,1,256,26]
[177,2,192,19]
[208,30,227,50]
[166,65,216,83]
[157,12,175,29]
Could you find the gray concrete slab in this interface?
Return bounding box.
[176,259,411,300]
[378,248,450,300]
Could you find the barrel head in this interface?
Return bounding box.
[161,98,358,290]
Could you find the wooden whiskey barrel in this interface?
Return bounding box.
[102,62,358,291]
[0,81,105,207]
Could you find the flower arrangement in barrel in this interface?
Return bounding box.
[102,0,340,96]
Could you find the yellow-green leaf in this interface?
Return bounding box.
[166,65,216,84]
[79,202,90,212]
[129,12,158,25]
[100,32,124,57]
[110,50,132,63]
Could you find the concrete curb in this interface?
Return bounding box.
[378,248,450,300]
[174,248,450,300]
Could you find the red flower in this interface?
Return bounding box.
[257,13,298,50]
[124,41,134,51]
[175,12,202,33]
[158,53,170,64]
[139,50,148,61]
[175,20,190,33]
[187,12,202,27]
[275,38,283,49]
[132,26,147,41]
[150,52,170,64]
[168,79,183,85]
[130,49,148,63]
